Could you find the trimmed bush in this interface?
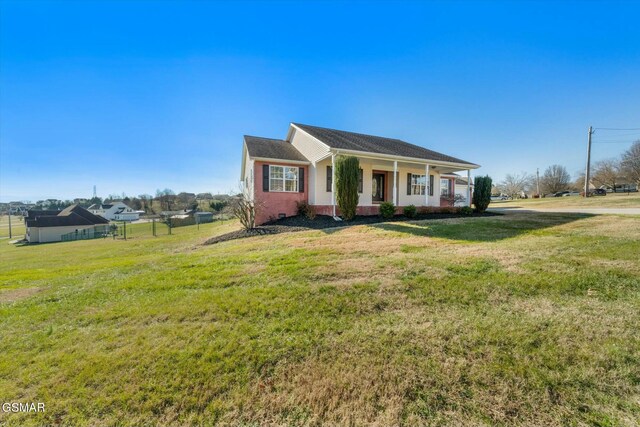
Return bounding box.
[473,175,493,213]
[403,204,417,218]
[460,206,473,216]
[379,202,395,219]
[335,156,360,220]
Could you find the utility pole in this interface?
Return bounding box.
[8,203,12,239]
[536,168,540,197]
[584,126,594,197]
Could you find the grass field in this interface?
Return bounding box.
[0,215,26,239]
[1,213,639,426]
[492,191,640,208]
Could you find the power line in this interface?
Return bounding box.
[592,140,638,144]
[595,132,640,137]
[594,127,640,131]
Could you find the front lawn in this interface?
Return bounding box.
[493,191,640,208]
[1,213,639,426]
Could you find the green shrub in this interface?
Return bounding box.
[473,175,493,213]
[460,206,473,216]
[403,204,417,218]
[335,156,360,220]
[379,202,396,219]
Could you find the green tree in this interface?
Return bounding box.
[335,156,360,220]
[210,200,228,213]
[473,175,492,213]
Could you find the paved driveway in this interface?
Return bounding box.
[489,207,640,215]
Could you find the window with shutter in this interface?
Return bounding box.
[299,168,305,192]
[267,165,298,192]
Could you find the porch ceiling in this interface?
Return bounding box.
[364,158,470,174]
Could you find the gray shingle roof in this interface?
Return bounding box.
[26,205,109,228]
[244,136,309,162]
[293,123,477,166]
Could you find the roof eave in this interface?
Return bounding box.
[248,156,310,165]
[327,147,480,169]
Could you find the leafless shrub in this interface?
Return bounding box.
[230,188,264,230]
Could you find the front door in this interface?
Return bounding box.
[372,173,385,202]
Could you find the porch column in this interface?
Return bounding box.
[467,169,472,207]
[425,164,430,206]
[331,153,336,217]
[393,160,398,205]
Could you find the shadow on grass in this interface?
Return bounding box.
[370,212,594,242]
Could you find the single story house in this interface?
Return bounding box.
[241,123,480,225]
[88,201,141,221]
[26,205,110,243]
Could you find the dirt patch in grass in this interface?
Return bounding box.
[0,287,41,303]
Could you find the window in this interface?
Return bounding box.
[269,165,298,192]
[440,178,452,196]
[410,174,426,195]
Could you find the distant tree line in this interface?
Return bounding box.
[495,140,639,197]
[32,190,233,214]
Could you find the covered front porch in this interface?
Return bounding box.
[313,153,474,217]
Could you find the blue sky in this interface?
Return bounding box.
[1,0,639,202]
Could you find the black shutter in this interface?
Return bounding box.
[429,174,434,196]
[326,166,332,192]
[299,167,304,192]
[358,169,363,193]
[263,165,270,192]
[407,173,412,195]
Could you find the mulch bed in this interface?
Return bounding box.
[203,212,500,245]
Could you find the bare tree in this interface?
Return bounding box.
[591,159,625,192]
[230,187,264,230]
[621,140,640,186]
[138,194,153,213]
[155,188,176,211]
[540,165,572,194]
[499,173,533,198]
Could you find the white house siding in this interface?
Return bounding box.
[397,165,442,207]
[243,149,252,196]
[312,157,446,207]
[113,213,140,221]
[313,158,333,206]
[30,225,95,243]
[289,127,330,163]
[92,202,139,221]
[455,184,469,206]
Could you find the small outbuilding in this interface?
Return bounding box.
[26,205,110,243]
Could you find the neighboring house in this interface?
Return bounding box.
[25,205,110,243]
[88,202,141,221]
[241,123,480,225]
[160,209,194,219]
[441,173,474,206]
